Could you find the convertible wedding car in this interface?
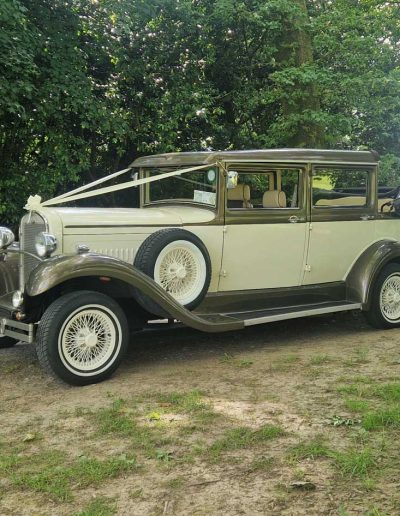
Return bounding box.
[1,149,400,385]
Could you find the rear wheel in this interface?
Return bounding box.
[365,263,400,329]
[36,291,129,385]
[0,336,17,349]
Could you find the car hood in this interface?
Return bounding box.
[39,205,215,234]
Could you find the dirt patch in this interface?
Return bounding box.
[1,311,400,515]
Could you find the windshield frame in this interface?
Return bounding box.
[138,165,220,210]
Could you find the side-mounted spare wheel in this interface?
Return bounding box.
[365,263,400,329]
[36,290,129,386]
[134,228,211,316]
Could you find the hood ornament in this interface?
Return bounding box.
[25,195,43,210]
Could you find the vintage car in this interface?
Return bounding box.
[1,149,400,385]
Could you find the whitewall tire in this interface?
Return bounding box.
[365,263,400,329]
[134,229,211,315]
[36,291,129,385]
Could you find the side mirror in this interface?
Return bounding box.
[227,171,238,189]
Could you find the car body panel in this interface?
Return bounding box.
[26,253,243,333]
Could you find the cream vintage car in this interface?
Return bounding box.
[1,149,400,385]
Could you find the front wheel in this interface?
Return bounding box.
[365,263,400,329]
[36,291,129,385]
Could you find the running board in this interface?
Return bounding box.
[161,301,362,333]
[235,302,362,327]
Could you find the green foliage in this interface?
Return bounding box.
[0,0,399,226]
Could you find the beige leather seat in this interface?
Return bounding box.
[263,190,287,208]
[227,184,252,208]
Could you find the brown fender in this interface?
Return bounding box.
[26,253,243,333]
[346,240,400,309]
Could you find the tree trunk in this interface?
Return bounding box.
[278,0,323,147]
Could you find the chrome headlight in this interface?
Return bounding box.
[35,232,57,258]
[0,227,15,249]
[12,290,24,308]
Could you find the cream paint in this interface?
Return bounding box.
[218,223,309,291]
[183,225,224,292]
[37,205,222,293]
[302,220,375,285]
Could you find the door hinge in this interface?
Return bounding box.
[304,264,311,272]
[309,223,313,231]
[223,225,228,233]
[219,269,227,277]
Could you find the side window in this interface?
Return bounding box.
[227,168,301,209]
[313,168,369,208]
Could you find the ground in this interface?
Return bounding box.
[0,311,399,516]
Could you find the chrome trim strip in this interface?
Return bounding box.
[242,303,362,326]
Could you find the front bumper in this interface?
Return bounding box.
[0,317,35,343]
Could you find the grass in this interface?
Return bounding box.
[0,446,137,502]
[344,399,370,413]
[289,437,377,479]
[334,448,376,478]
[12,453,137,501]
[220,353,253,368]
[272,354,301,372]
[336,381,400,430]
[373,383,400,402]
[152,390,217,426]
[337,384,372,397]
[75,497,117,516]
[92,399,169,455]
[362,406,400,431]
[342,349,370,367]
[288,436,331,461]
[155,390,209,414]
[208,424,285,459]
[248,455,274,472]
[309,354,334,366]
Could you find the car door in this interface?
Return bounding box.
[302,164,376,285]
[219,163,309,292]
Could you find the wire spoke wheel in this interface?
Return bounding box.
[58,305,121,375]
[154,240,207,306]
[36,291,129,385]
[380,273,400,322]
[134,229,211,315]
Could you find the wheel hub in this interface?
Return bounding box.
[85,333,98,348]
[168,263,187,279]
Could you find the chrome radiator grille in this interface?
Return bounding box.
[19,212,46,289]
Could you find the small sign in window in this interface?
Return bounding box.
[193,190,216,205]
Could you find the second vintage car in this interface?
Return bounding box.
[1,149,400,384]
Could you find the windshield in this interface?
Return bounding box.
[139,166,218,207]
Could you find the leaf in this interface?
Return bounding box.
[22,433,36,442]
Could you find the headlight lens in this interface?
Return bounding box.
[0,227,15,249]
[12,290,24,308]
[35,232,57,257]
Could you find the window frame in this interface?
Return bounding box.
[310,164,376,222]
[224,162,307,225]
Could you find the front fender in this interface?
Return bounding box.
[27,253,242,333]
[346,240,400,309]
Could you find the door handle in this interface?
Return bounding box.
[288,215,305,223]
